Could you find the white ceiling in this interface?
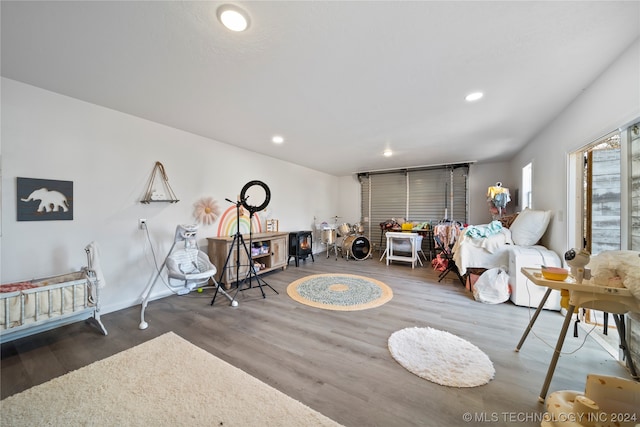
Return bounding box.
[2,1,639,176]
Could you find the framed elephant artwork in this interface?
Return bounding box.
[17,177,73,221]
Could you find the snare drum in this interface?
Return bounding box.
[342,235,371,260]
[337,223,351,237]
[321,228,337,244]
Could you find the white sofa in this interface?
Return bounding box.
[452,208,562,310]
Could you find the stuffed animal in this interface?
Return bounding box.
[588,250,640,300]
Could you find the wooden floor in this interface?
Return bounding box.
[1,253,632,426]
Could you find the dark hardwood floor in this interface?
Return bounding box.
[1,252,632,426]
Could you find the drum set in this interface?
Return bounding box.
[319,218,371,261]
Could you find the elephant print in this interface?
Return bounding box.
[21,187,69,212]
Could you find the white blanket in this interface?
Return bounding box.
[455,227,513,253]
[452,227,514,275]
[86,241,107,288]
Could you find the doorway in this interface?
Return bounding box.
[567,122,638,363]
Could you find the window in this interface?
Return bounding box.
[585,132,621,254]
[631,124,640,250]
[569,128,628,254]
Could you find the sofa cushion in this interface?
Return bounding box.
[498,213,519,228]
[509,208,551,246]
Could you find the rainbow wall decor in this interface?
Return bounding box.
[216,205,262,237]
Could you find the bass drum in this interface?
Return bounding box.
[342,235,371,260]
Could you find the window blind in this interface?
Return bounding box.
[359,164,469,252]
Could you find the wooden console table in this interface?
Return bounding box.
[515,267,639,402]
[207,232,288,288]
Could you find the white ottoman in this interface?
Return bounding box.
[508,246,562,310]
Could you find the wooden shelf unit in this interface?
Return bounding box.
[207,232,288,288]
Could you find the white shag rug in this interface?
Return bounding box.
[1,332,342,427]
[388,326,495,388]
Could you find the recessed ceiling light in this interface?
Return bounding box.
[272,135,284,144]
[383,149,393,157]
[217,4,250,32]
[465,92,484,102]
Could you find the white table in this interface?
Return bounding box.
[379,232,422,268]
[516,267,640,402]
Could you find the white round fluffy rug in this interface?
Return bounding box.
[388,326,495,388]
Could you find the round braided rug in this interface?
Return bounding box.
[286,273,393,311]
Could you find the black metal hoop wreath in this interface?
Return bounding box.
[240,180,271,214]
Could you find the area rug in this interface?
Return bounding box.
[0,332,342,427]
[287,273,393,311]
[388,326,495,388]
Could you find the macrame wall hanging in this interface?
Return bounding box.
[141,161,179,204]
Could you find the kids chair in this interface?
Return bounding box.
[433,235,465,286]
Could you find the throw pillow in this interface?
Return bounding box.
[509,208,551,246]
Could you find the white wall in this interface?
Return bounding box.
[1,78,338,313]
[336,175,362,225]
[467,161,515,225]
[510,37,640,254]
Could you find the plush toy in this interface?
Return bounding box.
[588,250,640,300]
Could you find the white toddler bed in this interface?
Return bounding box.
[0,243,108,344]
